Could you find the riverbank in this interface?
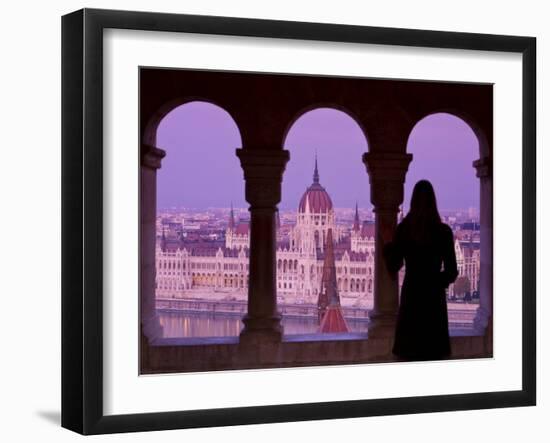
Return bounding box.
[156,297,479,330]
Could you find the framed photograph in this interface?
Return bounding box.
[62,8,536,435]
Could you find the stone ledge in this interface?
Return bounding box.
[141,334,489,374]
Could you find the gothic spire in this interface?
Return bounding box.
[313,152,319,184]
[318,228,339,315]
[228,202,235,230]
[353,202,360,232]
[324,229,340,306]
[160,226,167,252]
[318,228,349,333]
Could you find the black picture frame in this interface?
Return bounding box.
[62,8,536,435]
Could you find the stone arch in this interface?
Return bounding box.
[140,100,244,341]
[281,106,372,216]
[405,112,481,211]
[405,111,492,336]
[281,104,371,149]
[142,97,243,147]
[407,109,490,159]
[139,67,494,366]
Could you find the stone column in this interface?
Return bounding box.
[473,157,493,350]
[363,152,412,338]
[141,144,166,342]
[237,148,289,344]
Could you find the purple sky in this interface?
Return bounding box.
[156,103,480,212]
[282,109,369,210]
[156,102,245,209]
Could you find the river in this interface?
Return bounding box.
[158,310,369,338]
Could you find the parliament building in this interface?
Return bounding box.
[155,159,376,308]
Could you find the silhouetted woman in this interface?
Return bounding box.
[383,180,458,361]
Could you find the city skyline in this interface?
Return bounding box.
[157,205,479,216]
[155,159,481,336]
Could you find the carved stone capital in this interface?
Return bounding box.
[363,152,413,210]
[363,152,413,181]
[141,144,166,170]
[237,148,290,208]
[473,157,492,178]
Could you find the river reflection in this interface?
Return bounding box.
[158,310,369,338]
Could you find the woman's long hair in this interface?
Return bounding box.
[404,180,442,244]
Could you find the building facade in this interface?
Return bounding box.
[155,160,481,308]
[448,235,481,298]
[155,159,376,308]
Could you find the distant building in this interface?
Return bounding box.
[155,156,375,308]
[155,159,481,307]
[224,203,250,250]
[448,234,480,298]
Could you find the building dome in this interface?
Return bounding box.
[298,156,333,214]
[299,183,333,213]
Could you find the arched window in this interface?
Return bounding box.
[153,101,243,338]
[406,113,479,216]
[406,113,481,320]
[139,67,493,375]
[276,107,371,314]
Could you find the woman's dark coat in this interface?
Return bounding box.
[384,219,459,360]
